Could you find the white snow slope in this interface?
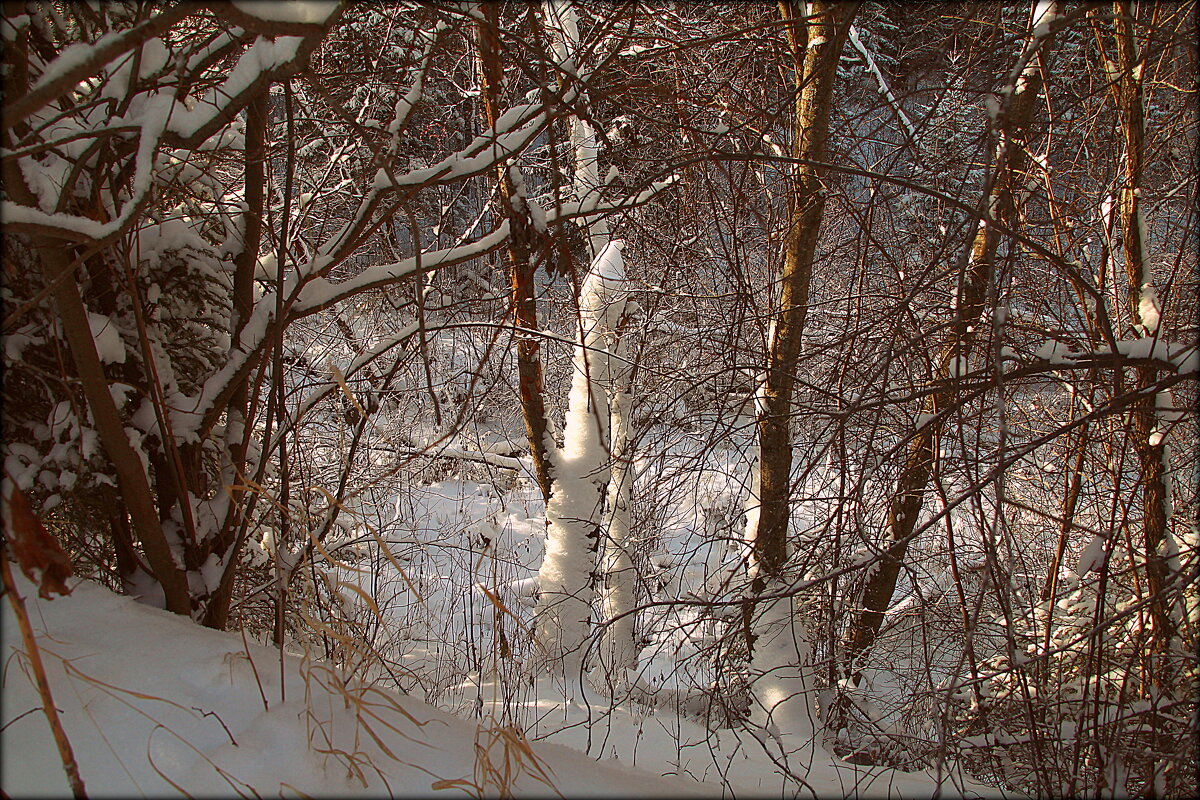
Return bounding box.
[1,572,713,798]
[2,560,1005,799]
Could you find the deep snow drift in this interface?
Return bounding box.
[1,571,713,797]
[2,568,1001,797]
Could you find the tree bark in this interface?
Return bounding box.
[738,1,857,759]
[204,87,269,630]
[476,5,555,502]
[841,1,1061,683]
[600,320,637,682]
[0,148,192,616]
[1096,0,1174,671]
[750,0,857,590]
[43,244,192,616]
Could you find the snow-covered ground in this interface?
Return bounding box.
[2,571,716,798]
[2,494,1003,800]
[1,348,1000,799]
[1,383,1007,798]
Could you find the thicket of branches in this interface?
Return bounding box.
[2,1,1196,796]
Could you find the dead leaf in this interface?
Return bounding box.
[4,484,73,598]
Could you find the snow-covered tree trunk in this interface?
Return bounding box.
[534,1,642,692]
[535,241,628,686]
[570,115,609,258]
[599,325,637,684]
[543,0,612,253]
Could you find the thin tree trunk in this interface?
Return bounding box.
[0,152,192,615]
[738,0,857,762]
[204,87,268,630]
[535,242,626,689]
[600,325,637,683]
[476,5,555,502]
[841,1,1061,683]
[45,245,192,615]
[750,0,857,591]
[1095,0,1174,680]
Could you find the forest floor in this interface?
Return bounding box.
[2,570,1002,797]
[2,414,1007,799]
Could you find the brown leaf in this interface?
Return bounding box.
[4,484,73,599]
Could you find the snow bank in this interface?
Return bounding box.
[0,573,716,797]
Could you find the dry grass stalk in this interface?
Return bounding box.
[1,551,88,798]
[433,720,560,798]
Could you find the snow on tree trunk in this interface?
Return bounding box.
[543,0,608,259]
[742,366,769,580]
[744,372,817,769]
[748,591,816,768]
[572,118,609,258]
[539,2,640,693]
[741,0,854,761]
[599,327,636,684]
[536,241,628,687]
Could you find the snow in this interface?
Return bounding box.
[1149,389,1184,450]
[293,226,511,315]
[0,202,111,240]
[230,1,338,25]
[544,1,582,74]
[1034,339,1081,365]
[535,241,629,685]
[848,26,917,142]
[167,37,306,141]
[747,591,817,764]
[2,565,1000,798]
[1031,0,1061,39]
[25,31,121,96]
[8,4,1159,795]
[0,14,29,40]
[579,240,628,337]
[86,312,127,365]
[1103,338,1198,373]
[1077,534,1106,575]
[1100,193,1115,230]
[601,365,637,679]
[1138,283,1161,333]
[0,573,714,798]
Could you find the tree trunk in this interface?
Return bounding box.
[535,242,627,690]
[45,245,192,616]
[1095,0,1174,683]
[740,0,857,765]
[0,149,193,616]
[600,322,637,684]
[476,5,555,502]
[204,87,269,630]
[750,0,857,590]
[841,1,1061,683]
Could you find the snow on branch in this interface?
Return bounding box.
[848,25,917,144]
[3,4,193,129]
